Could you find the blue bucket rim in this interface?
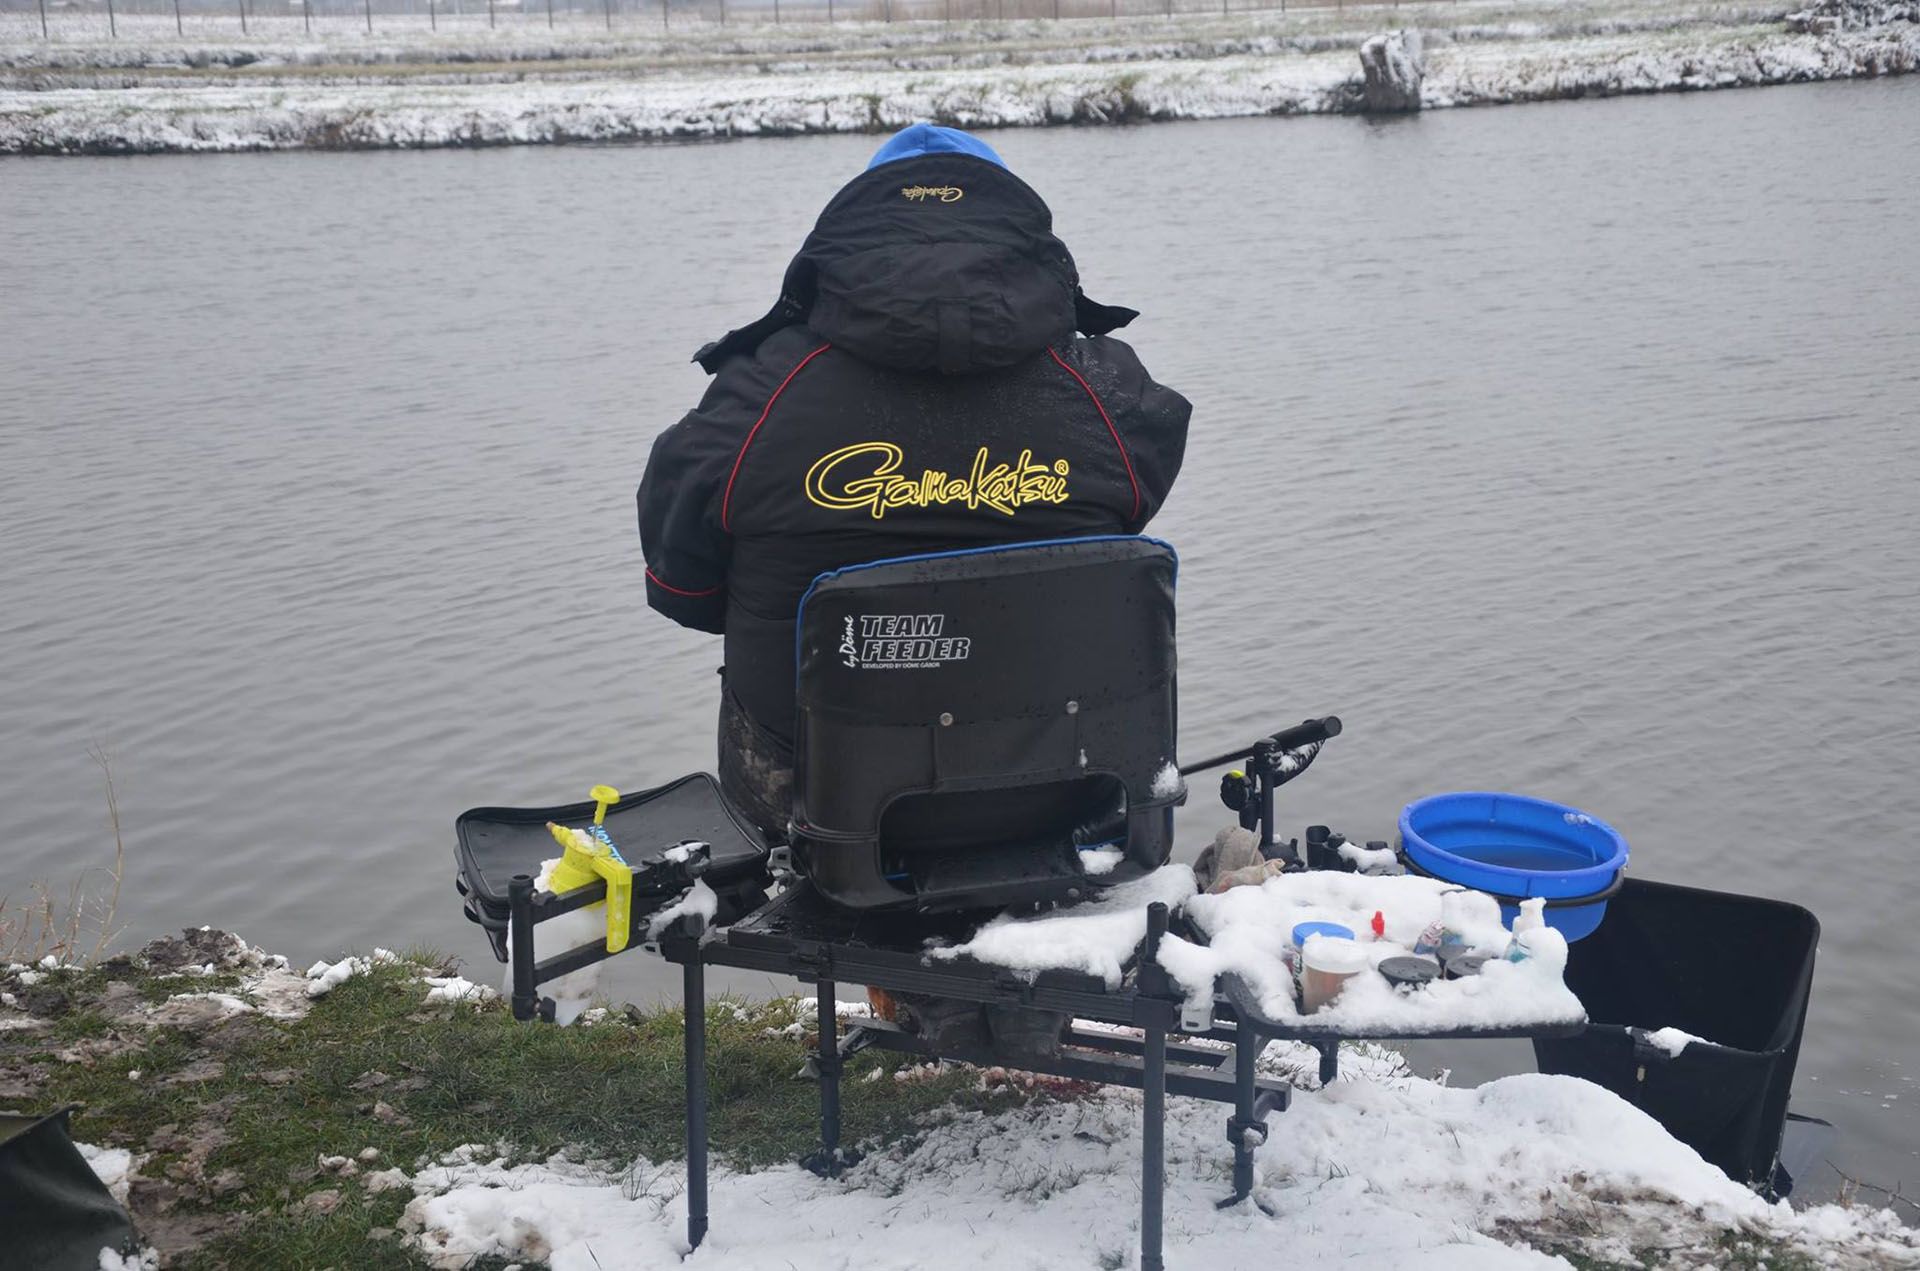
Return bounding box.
[1398,790,1628,897]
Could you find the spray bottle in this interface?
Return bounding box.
[1503,897,1547,962]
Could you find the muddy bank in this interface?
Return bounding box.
[4,928,1918,1268]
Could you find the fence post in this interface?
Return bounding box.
[432,0,439,27]
[239,0,247,36]
[718,0,724,23]
[489,0,495,27]
[546,0,553,27]
[365,0,372,32]
[603,0,610,26]
[773,0,779,20]
[827,0,833,20]
[175,0,183,35]
[105,0,114,38]
[38,0,47,39]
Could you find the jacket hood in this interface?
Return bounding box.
[693,155,1138,377]
[795,154,1076,375]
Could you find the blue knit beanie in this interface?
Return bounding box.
[865,123,1007,172]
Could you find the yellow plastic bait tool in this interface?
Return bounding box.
[590,784,620,826]
[544,786,632,953]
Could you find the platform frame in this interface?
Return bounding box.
[588,882,1587,1271]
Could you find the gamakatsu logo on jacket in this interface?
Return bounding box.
[901,185,964,203]
[805,441,1070,519]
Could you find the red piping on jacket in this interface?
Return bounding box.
[646,567,720,598]
[1048,346,1142,524]
[721,343,834,532]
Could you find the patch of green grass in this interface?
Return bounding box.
[1709,1230,1822,1271]
[13,958,1028,1269]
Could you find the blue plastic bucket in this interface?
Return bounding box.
[1398,792,1629,942]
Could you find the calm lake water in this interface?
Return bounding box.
[3,79,1917,1201]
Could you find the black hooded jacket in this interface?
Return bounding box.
[637,152,1191,749]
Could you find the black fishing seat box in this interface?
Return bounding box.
[788,535,1184,912]
[453,535,1185,940]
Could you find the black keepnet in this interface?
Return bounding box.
[1534,877,1819,1195]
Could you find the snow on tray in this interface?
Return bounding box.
[1337,837,1398,872]
[1167,871,1585,1032]
[395,1056,1920,1270]
[1643,1024,1715,1057]
[926,865,1196,988]
[645,878,719,942]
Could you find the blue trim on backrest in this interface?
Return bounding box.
[793,534,1178,674]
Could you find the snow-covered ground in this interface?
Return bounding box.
[391,1031,1920,1270]
[1,0,1915,152]
[45,930,1920,1267]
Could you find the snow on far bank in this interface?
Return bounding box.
[2,1,1915,153]
[395,1041,1920,1269]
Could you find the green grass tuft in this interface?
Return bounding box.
[5,955,1029,1269]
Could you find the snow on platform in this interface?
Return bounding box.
[1171,871,1587,1032]
[927,864,1197,988]
[922,863,1582,1035]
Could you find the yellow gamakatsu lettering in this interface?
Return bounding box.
[805,442,1070,519]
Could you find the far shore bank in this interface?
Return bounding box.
[2,0,1916,154]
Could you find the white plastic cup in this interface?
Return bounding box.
[1300,934,1370,1013]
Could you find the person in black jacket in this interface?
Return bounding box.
[638,124,1191,837]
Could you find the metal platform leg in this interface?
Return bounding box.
[1317,1039,1339,1087]
[684,956,709,1251]
[1220,1015,1259,1207]
[508,874,537,1023]
[817,979,841,1162]
[803,979,860,1176]
[1142,1016,1167,1271]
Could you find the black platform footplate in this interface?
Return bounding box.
[907,837,1088,911]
